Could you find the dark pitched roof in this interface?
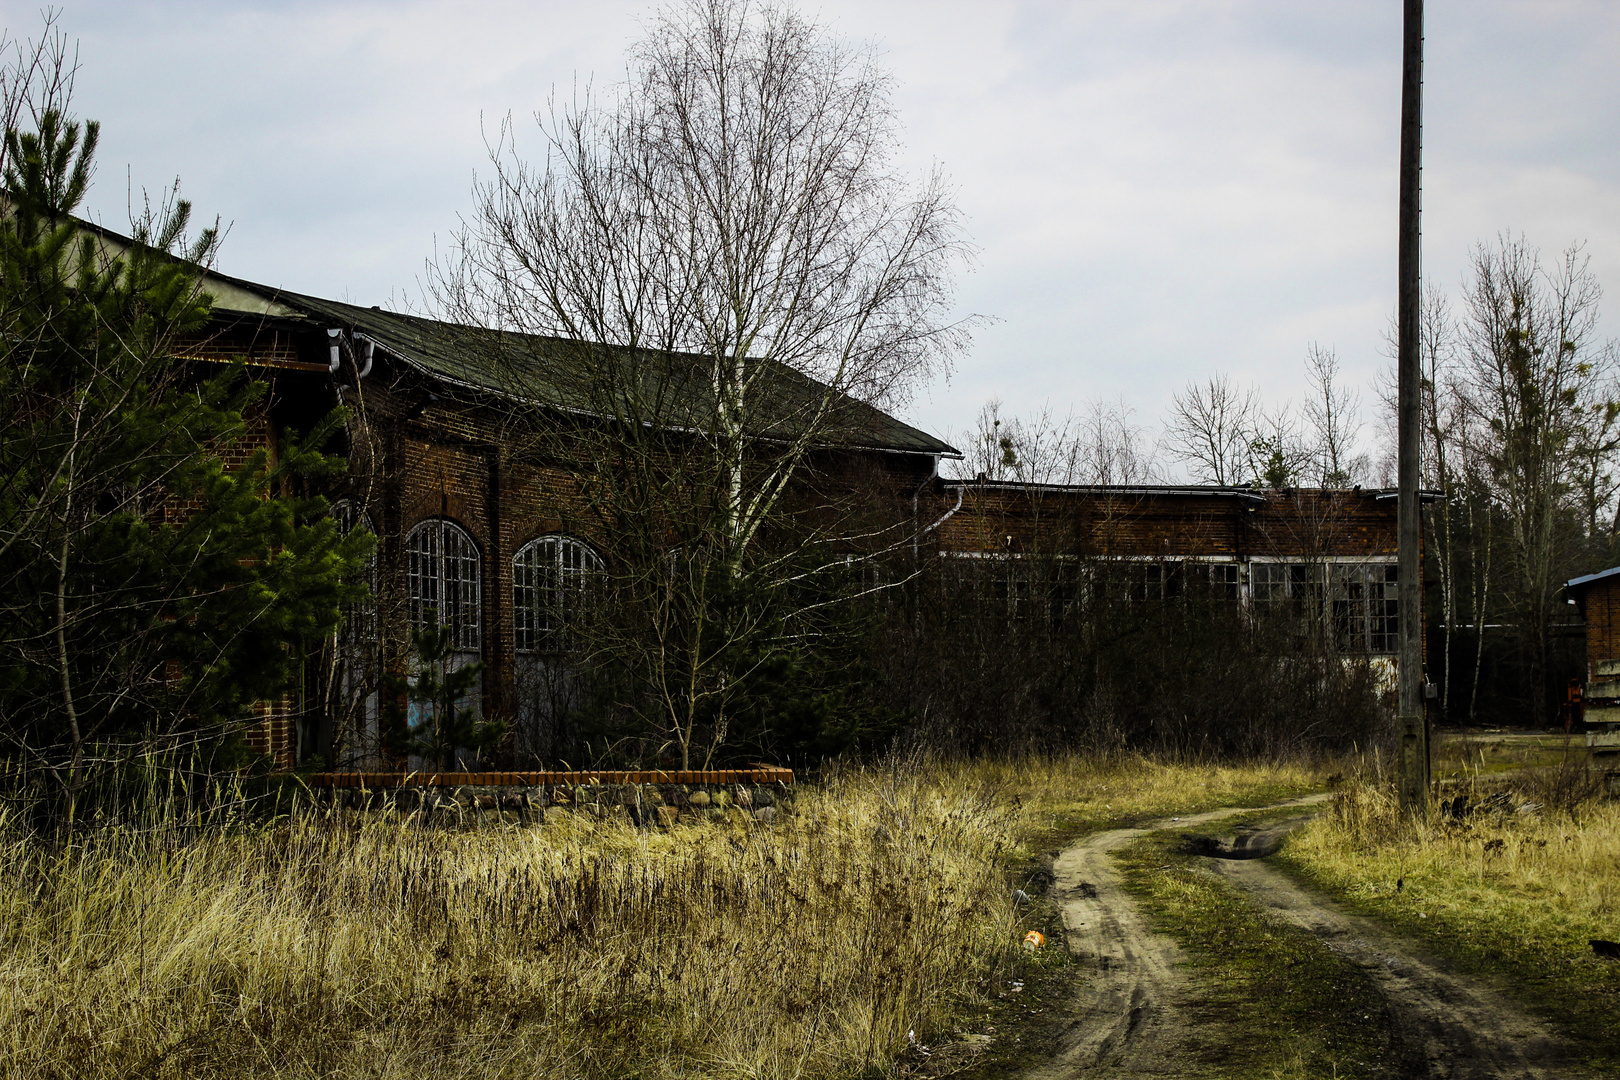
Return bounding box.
[70,217,957,457]
[219,277,958,458]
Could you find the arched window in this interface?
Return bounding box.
[330,500,378,647]
[513,535,602,653]
[406,519,482,653]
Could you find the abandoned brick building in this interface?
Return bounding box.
[164,257,949,768]
[151,241,1404,770]
[931,478,1402,657]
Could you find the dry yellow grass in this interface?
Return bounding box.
[1284,775,1620,952]
[1279,762,1620,1064]
[0,764,1018,1080]
[944,753,1325,850]
[0,753,1332,1080]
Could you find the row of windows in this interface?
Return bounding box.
[978,558,1246,620]
[967,557,1399,654]
[410,520,601,655]
[335,508,1398,657]
[1251,561,1399,654]
[333,507,601,656]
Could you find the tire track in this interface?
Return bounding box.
[1020,795,1331,1078]
[1023,793,1589,1078]
[1211,853,1582,1079]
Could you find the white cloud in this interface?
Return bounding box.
[27,0,1620,466]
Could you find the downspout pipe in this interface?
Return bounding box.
[326,328,342,373]
[920,474,966,544]
[352,333,380,380]
[913,456,941,559]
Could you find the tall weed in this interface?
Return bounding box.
[0,764,1016,1079]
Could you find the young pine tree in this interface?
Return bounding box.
[0,108,373,813]
[384,612,506,771]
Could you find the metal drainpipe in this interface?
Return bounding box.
[326,328,342,373]
[920,481,966,543]
[353,333,378,379]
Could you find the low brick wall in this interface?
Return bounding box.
[302,768,794,826]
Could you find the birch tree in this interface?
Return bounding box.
[1164,375,1259,485]
[1303,344,1365,486]
[433,0,971,767]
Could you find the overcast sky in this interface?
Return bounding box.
[20,0,1620,469]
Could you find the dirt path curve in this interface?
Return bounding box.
[1020,795,1331,1079]
[1022,794,1587,1079]
[1211,851,1582,1079]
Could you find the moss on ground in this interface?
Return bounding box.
[1114,818,1401,1080]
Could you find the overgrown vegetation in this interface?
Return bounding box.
[431,0,971,773]
[864,556,1392,761]
[0,761,1017,1079]
[0,753,1338,1080]
[0,21,371,811]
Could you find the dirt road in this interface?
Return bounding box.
[1023,796,1587,1079]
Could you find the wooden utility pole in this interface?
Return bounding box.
[1397,0,1429,816]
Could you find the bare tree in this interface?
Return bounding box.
[1379,279,1512,725]
[1458,235,1616,724]
[1302,344,1366,486]
[432,0,972,768]
[1163,375,1259,485]
[962,398,1159,488]
[1245,402,1313,488]
[963,399,1041,482]
[1071,398,1161,485]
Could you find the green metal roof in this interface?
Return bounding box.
[202,271,956,458]
[66,213,955,456]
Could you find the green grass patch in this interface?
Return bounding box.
[1433,731,1577,779]
[1115,819,1399,1080]
[1276,787,1620,1075]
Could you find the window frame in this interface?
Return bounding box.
[405,518,482,653]
[512,534,603,654]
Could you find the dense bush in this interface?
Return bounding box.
[863,556,1392,759]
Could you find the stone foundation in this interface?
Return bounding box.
[302,768,793,826]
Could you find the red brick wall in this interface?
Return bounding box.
[329,377,930,758]
[1584,578,1620,682]
[242,695,296,769]
[934,485,1398,560]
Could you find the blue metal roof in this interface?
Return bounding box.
[1566,566,1620,591]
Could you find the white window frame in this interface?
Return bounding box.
[405,519,482,653]
[513,535,602,654]
[1246,557,1398,655]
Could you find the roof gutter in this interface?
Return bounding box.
[940,478,1269,502]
